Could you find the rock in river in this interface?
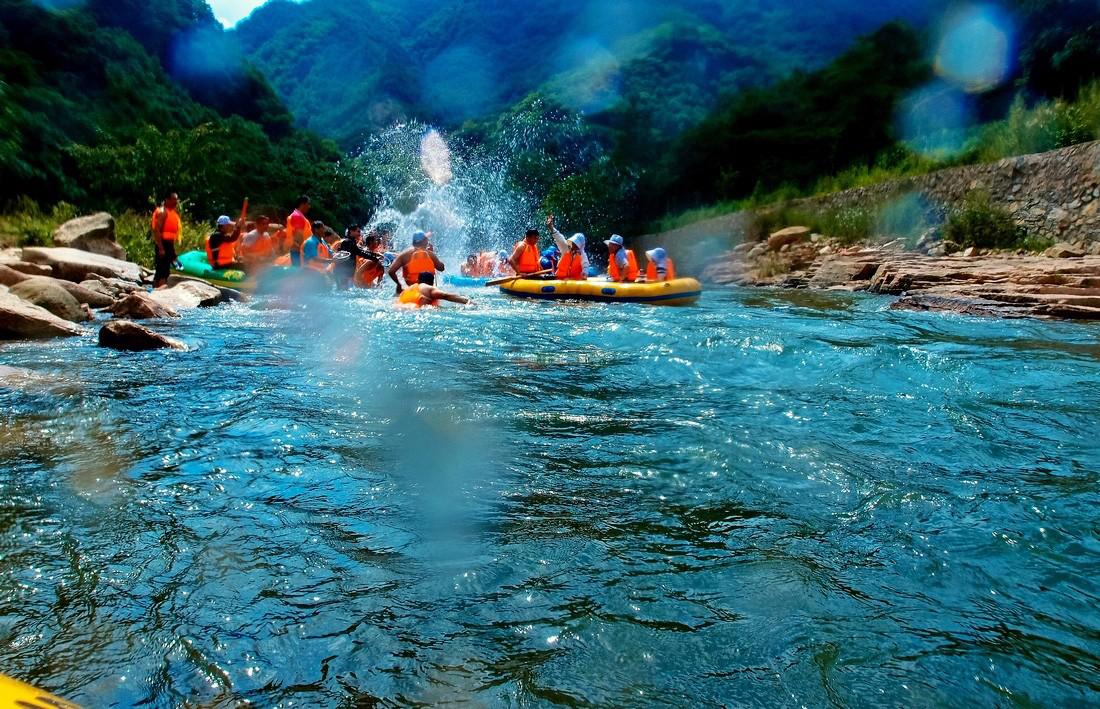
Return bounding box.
[108,292,180,320]
[20,247,143,283]
[98,320,185,352]
[767,226,811,252]
[149,280,223,309]
[52,213,127,261]
[8,278,89,322]
[0,289,84,339]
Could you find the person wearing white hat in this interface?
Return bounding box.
[604,234,639,283]
[546,214,591,275]
[555,234,588,280]
[644,247,677,282]
[205,214,245,271]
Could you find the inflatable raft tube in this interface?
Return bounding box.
[445,274,490,287]
[172,251,250,290]
[0,673,80,708]
[500,277,702,306]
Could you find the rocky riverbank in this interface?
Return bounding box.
[0,214,233,350]
[703,227,1100,320]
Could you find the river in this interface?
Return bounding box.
[0,287,1098,707]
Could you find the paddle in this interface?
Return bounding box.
[486,269,552,287]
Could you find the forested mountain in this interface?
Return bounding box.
[0,0,372,223]
[236,0,942,147]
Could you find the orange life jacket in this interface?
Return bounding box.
[646,257,677,282]
[300,237,332,273]
[287,209,312,240]
[556,251,584,280]
[240,232,274,262]
[206,233,239,270]
[402,249,436,286]
[398,284,436,308]
[476,252,497,277]
[355,258,384,288]
[516,241,541,274]
[152,207,181,242]
[609,249,640,282]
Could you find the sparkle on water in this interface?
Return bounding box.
[1,288,1098,706]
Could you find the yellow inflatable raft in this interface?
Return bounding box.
[0,673,79,708]
[500,277,702,306]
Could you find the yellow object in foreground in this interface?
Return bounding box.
[500,277,703,306]
[0,673,80,708]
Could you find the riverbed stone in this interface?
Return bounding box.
[0,264,30,287]
[1044,242,1085,258]
[3,261,54,277]
[9,278,88,322]
[20,247,142,283]
[0,289,84,339]
[768,226,811,252]
[98,320,185,352]
[108,292,180,320]
[149,280,223,309]
[52,213,127,261]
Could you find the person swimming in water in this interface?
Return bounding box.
[397,272,472,308]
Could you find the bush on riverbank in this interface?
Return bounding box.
[942,193,1049,251]
[0,199,206,268]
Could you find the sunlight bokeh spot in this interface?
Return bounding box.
[897,81,975,158]
[935,4,1015,93]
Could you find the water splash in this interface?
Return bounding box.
[350,106,600,266]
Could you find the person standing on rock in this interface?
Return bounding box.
[151,192,181,289]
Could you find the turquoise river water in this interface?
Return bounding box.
[0,286,1098,707]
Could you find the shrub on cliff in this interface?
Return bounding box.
[944,193,1028,250]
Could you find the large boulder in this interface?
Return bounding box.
[149,280,223,309]
[0,264,29,287]
[108,292,180,320]
[0,289,83,339]
[3,261,54,277]
[50,279,115,308]
[80,274,143,299]
[808,258,881,288]
[20,247,142,283]
[98,320,185,351]
[8,278,88,322]
[768,226,811,252]
[53,213,127,261]
[1044,242,1085,259]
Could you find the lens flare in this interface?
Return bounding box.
[934,4,1015,93]
[897,81,975,158]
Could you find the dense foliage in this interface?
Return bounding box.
[0,0,373,227]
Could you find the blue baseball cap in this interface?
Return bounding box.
[412,231,428,246]
[216,215,233,226]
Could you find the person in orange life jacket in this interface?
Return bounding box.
[151,191,182,289]
[286,196,312,267]
[644,247,677,282]
[388,230,445,295]
[461,254,479,277]
[605,234,639,283]
[206,215,245,270]
[547,214,591,275]
[556,234,587,280]
[240,215,276,268]
[397,272,472,308]
[355,233,386,287]
[301,220,336,272]
[332,224,380,289]
[508,228,543,275]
